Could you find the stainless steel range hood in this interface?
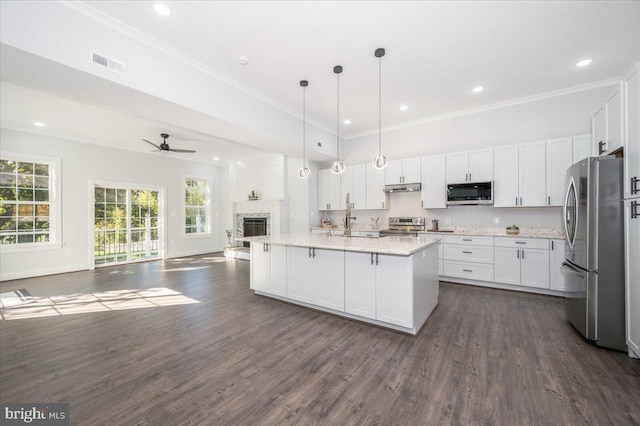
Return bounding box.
[383,183,421,193]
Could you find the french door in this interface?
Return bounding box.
[93,183,163,266]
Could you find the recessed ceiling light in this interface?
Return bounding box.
[236,161,242,165]
[33,121,46,127]
[153,4,172,17]
[343,119,351,125]
[576,58,592,67]
[399,105,409,111]
[213,157,220,161]
[238,56,249,66]
[472,86,484,93]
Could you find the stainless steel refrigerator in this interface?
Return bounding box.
[562,156,626,351]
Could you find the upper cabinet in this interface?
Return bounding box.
[385,158,421,184]
[624,62,640,200]
[546,137,573,207]
[494,141,546,207]
[572,134,592,164]
[340,165,366,210]
[318,169,341,211]
[366,164,389,210]
[421,155,447,209]
[446,148,493,183]
[594,82,624,156]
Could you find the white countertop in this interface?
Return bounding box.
[237,233,440,256]
[418,226,564,239]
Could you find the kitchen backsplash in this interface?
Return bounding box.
[321,191,562,229]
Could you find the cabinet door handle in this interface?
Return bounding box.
[313,247,316,258]
[632,201,639,219]
[515,197,518,206]
[371,252,374,265]
[463,269,473,273]
[462,251,472,254]
[308,247,312,258]
[421,200,424,208]
[382,202,385,209]
[376,253,379,265]
[631,176,639,195]
[521,249,525,259]
[520,197,523,205]
[551,240,554,250]
[548,196,551,205]
[517,249,520,259]
[515,241,526,245]
[598,140,605,155]
[469,173,472,181]
[462,238,472,241]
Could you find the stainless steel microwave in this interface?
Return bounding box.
[446,182,493,205]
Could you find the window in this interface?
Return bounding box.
[184,178,210,235]
[0,153,61,248]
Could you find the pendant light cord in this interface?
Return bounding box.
[302,86,306,166]
[336,71,340,161]
[378,56,382,155]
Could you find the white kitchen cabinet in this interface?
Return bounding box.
[494,238,549,289]
[441,235,494,282]
[624,62,640,200]
[546,137,573,206]
[594,82,624,156]
[385,158,421,184]
[345,251,377,319]
[376,253,413,328]
[549,239,566,292]
[250,242,287,296]
[286,246,344,311]
[366,163,389,210]
[494,141,546,207]
[625,199,640,356]
[446,149,493,183]
[340,165,366,210]
[420,154,447,209]
[573,134,592,164]
[318,168,341,211]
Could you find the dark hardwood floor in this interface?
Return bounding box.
[1,253,639,425]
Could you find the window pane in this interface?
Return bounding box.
[95,204,105,218]
[34,176,49,189]
[35,217,50,230]
[0,160,17,173]
[34,233,50,243]
[95,187,105,203]
[17,234,34,244]
[17,205,34,216]
[0,187,16,201]
[34,190,49,202]
[0,218,16,231]
[36,204,50,216]
[18,217,34,230]
[17,174,33,188]
[106,188,116,203]
[0,234,16,244]
[17,162,34,174]
[0,173,16,187]
[34,163,49,176]
[0,203,16,217]
[117,189,127,204]
[18,188,33,201]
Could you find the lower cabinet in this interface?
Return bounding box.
[250,242,287,296]
[549,239,567,291]
[345,251,413,327]
[494,238,550,289]
[287,246,345,311]
[625,198,640,356]
[441,235,494,282]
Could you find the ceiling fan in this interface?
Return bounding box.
[142,133,196,153]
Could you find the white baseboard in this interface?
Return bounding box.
[166,247,225,259]
[0,263,90,282]
[440,275,565,297]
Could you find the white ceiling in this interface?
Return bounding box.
[1,1,640,163]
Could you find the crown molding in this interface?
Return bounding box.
[344,77,620,140]
[57,1,336,136]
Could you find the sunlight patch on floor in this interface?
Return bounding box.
[0,287,200,320]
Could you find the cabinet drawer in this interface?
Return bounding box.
[443,235,494,246]
[494,237,549,249]
[443,260,494,282]
[444,244,493,263]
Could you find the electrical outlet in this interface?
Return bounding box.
[493,217,500,225]
[445,217,451,225]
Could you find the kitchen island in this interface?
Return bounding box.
[237,234,440,335]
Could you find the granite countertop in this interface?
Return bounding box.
[310,224,389,232]
[418,226,564,239]
[237,233,440,256]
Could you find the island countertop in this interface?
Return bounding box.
[237,233,440,256]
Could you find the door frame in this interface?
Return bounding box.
[88,180,167,270]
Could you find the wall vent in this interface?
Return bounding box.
[91,53,125,74]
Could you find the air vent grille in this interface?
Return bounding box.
[91,53,125,74]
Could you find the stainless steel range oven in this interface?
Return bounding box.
[379,217,425,237]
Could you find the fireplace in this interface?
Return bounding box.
[243,217,267,247]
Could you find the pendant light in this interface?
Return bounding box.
[373,48,389,170]
[298,80,310,179]
[331,65,345,175]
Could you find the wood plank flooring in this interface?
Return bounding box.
[1,253,639,425]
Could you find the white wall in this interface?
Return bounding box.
[0,128,226,281]
[342,86,611,163]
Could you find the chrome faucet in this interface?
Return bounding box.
[344,192,356,237]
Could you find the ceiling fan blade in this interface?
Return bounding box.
[169,148,197,153]
[143,139,161,150]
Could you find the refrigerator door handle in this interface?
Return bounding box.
[561,262,586,279]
